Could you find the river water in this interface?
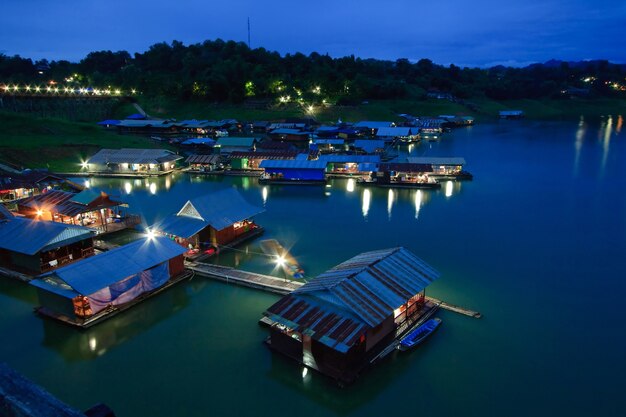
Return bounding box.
[1,118,625,416]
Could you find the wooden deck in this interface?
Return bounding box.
[426,296,482,318]
[186,262,303,295]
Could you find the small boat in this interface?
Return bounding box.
[398,318,442,351]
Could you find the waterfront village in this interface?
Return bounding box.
[0,109,496,393]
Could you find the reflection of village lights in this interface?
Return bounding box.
[89,336,97,352]
[302,367,308,378]
[262,186,268,204]
[414,190,423,219]
[445,181,453,197]
[362,189,371,218]
[149,183,157,195]
[346,178,355,192]
[84,180,90,188]
[387,189,394,219]
[124,182,132,194]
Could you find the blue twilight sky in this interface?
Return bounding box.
[1,0,625,67]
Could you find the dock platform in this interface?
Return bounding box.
[426,296,482,318]
[186,262,303,295]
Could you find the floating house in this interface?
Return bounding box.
[375,127,419,142]
[367,163,440,189]
[229,150,300,171]
[352,139,387,155]
[84,149,182,176]
[319,155,381,177]
[268,129,311,147]
[16,189,140,233]
[30,236,188,327]
[186,155,223,172]
[115,119,179,135]
[263,247,440,384]
[0,207,95,276]
[259,159,328,184]
[407,157,472,180]
[0,169,75,203]
[155,188,265,254]
[215,137,257,155]
[310,138,346,153]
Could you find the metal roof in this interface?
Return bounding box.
[379,163,433,173]
[181,138,216,145]
[353,140,386,153]
[229,151,299,160]
[312,139,345,145]
[294,247,439,327]
[18,190,122,217]
[375,127,413,137]
[30,236,186,297]
[259,160,327,169]
[265,247,439,352]
[353,121,394,129]
[0,217,95,255]
[270,129,308,135]
[157,188,264,236]
[215,137,257,147]
[0,205,13,219]
[86,149,182,165]
[117,120,174,128]
[319,155,381,164]
[407,157,466,166]
[185,154,221,164]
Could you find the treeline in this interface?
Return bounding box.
[1,39,625,103]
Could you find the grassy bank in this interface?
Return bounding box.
[122,96,626,123]
[0,112,167,172]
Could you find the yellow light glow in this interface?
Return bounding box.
[445,181,453,197]
[346,178,355,193]
[36,210,43,216]
[362,189,371,218]
[146,229,156,241]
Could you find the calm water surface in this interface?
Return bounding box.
[1,118,625,416]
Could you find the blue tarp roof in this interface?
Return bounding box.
[126,113,146,120]
[259,160,327,169]
[0,217,95,255]
[30,236,186,297]
[97,119,120,126]
[353,139,386,153]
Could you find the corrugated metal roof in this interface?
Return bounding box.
[186,154,221,164]
[294,247,439,327]
[312,139,345,145]
[158,188,264,236]
[86,149,182,165]
[319,155,381,164]
[259,160,327,169]
[353,140,386,154]
[31,236,186,297]
[181,138,216,145]
[229,151,298,160]
[117,120,174,128]
[375,127,412,137]
[407,157,467,166]
[216,137,257,147]
[0,205,13,219]
[18,190,122,217]
[270,129,308,135]
[265,247,439,352]
[353,121,394,129]
[0,217,95,255]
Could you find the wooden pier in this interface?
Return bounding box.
[426,296,482,318]
[186,262,303,295]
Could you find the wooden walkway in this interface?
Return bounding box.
[187,263,482,318]
[186,262,303,295]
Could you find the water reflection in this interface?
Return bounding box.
[84,180,90,188]
[414,190,423,219]
[262,186,268,205]
[124,182,132,195]
[41,280,194,361]
[616,115,623,134]
[362,189,371,219]
[387,189,395,220]
[149,182,157,195]
[445,181,454,197]
[573,117,586,175]
[601,115,613,175]
[346,178,355,193]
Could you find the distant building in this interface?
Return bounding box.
[215,137,258,155]
[0,207,95,276]
[0,169,75,203]
[84,149,182,176]
[499,110,524,119]
[185,154,223,172]
[268,129,311,147]
[263,247,440,384]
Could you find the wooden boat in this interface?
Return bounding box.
[398,318,442,351]
[259,239,305,279]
